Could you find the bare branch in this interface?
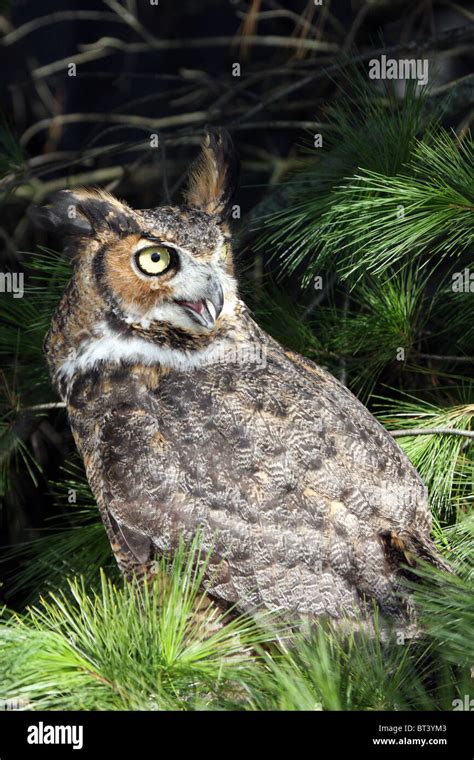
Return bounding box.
[21,403,66,412]
[390,428,474,439]
[1,11,124,46]
[19,111,209,148]
[236,26,474,124]
[32,35,339,79]
[101,0,159,46]
[417,353,474,363]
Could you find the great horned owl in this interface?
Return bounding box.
[34,130,447,633]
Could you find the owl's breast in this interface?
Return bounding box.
[63,336,438,622]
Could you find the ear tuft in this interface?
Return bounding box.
[183,128,239,220]
[28,190,94,237]
[29,189,138,240]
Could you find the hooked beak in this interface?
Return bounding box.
[175,275,224,329]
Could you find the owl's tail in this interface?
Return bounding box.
[372,528,452,640]
[379,528,453,576]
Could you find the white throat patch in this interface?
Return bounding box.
[56,300,244,389]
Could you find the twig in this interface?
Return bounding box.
[231,120,325,130]
[339,294,349,386]
[302,273,337,317]
[1,11,124,46]
[236,26,474,124]
[390,428,474,439]
[429,72,474,95]
[418,353,474,363]
[104,33,340,52]
[343,3,370,52]
[32,35,339,79]
[101,0,159,45]
[20,403,66,412]
[266,0,346,36]
[236,8,319,35]
[438,0,474,23]
[160,139,171,204]
[10,162,164,203]
[10,167,125,202]
[19,111,209,148]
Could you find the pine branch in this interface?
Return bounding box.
[418,353,474,363]
[0,538,274,710]
[378,396,474,516]
[391,428,474,439]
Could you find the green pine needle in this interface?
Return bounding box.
[0,538,274,710]
[377,394,474,517]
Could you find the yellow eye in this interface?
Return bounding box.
[218,241,229,262]
[135,245,172,276]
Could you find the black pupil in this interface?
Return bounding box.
[151,252,161,262]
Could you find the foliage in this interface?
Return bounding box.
[378,392,474,517]
[0,549,471,711]
[0,539,271,710]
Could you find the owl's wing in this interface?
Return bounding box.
[77,325,447,626]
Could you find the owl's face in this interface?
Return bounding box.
[83,200,236,334]
[33,131,243,388]
[34,137,243,364]
[34,131,241,357]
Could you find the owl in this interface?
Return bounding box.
[34,129,448,635]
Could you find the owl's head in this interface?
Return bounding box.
[34,130,241,363]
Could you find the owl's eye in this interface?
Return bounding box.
[135,245,172,276]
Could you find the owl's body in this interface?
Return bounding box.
[37,131,447,633]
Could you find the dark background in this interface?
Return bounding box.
[2,0,472,228]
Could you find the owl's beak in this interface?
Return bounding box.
[175,275,224,329]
